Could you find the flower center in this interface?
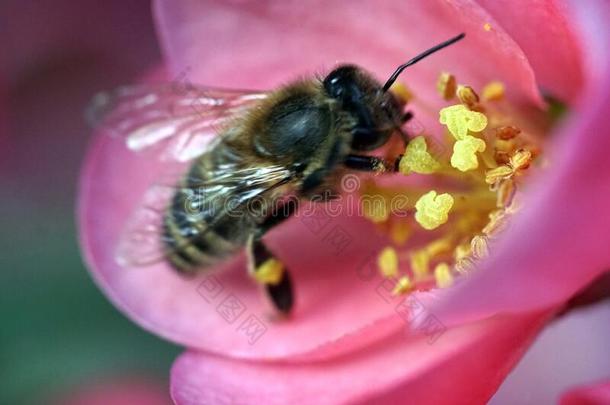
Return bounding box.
[364,73,549,294]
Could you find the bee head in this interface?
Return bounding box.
[323,33,466,151]
[323,65,405,151]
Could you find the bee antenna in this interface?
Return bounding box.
[382,33,466,92]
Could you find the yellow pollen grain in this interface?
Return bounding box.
[457,85,480,109]
[399,136,441,175]
[390,220,412,245]
[414,191,454,230]
[390,82,414,104]
[482,81,505,101]
[410,249,430,280]
[437,72,457,101]
[451,135,487,172]
[434,263,453,288]
[392,276,413,295]
[378,246,399,278]
[483,22,492,31]
[485,165,513,184]
[253,258,284,285]
[439,104,488,140]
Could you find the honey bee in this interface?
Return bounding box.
[89,33,465,314]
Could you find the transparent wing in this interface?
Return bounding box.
[115,161,296,267]
[87,83,267,162]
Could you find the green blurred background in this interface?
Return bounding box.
[1,1,179,403]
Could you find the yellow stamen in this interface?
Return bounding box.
[470,235,490,259]
[410,249,430,280]
[399,136,441,175]
[485,165,513,184]
[451,135,487,172]
[363,199,389,223]
[434,263,453,288]
[483,22,492,32]
[454,243,471,261]
[510,149,533,170]
[378,246,399,278]
[456,85,480,109]
[496,179,516,208]
[392,276,413,295]
[414,191,454,230]
[482,81,505,101]
[253,258,284,285]
[439,104,488,140]
[495,125,521,140]
[426,237,453,257]
[390,82,413,104]
[390,220,412,245]
[437,72,457,101]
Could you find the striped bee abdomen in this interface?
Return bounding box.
[162,143,260,273]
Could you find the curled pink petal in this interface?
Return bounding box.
[171,311,551,405]
[476,0,584,101]
[429,0,610,327]
[51,377,171,405]
[154,0,542,105]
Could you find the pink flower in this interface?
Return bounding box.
[78,0,610,403]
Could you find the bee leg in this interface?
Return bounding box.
[246,199,299,314]
[343,154,403,173]
[401,111,413,123]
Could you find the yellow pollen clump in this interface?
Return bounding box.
[414,191,454,230]
[399,136,441,175]
[434,263,453,288]
[378,246,399,278]
[437,72,457,100]
[439,104,488,140]
[483,22,492,31]
[390,221,412,245]
[253,258,284,285]
[390,82,414,104]
[482,81,505,101]
[392,276,413,295]
[456,85,480,109]
[451,135,487,171]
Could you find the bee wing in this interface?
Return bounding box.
[87,83,267,162]
[115,162,296,267]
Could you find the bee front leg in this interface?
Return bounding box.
[246,199,299,314]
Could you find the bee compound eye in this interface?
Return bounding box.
[323,65,358,99]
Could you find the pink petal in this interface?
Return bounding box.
[171,311,550,405]
[476,0,584,101]
[154,0,542,106]
[561,380,610,405]
[428,0,610,327]
[79,0,547,360]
